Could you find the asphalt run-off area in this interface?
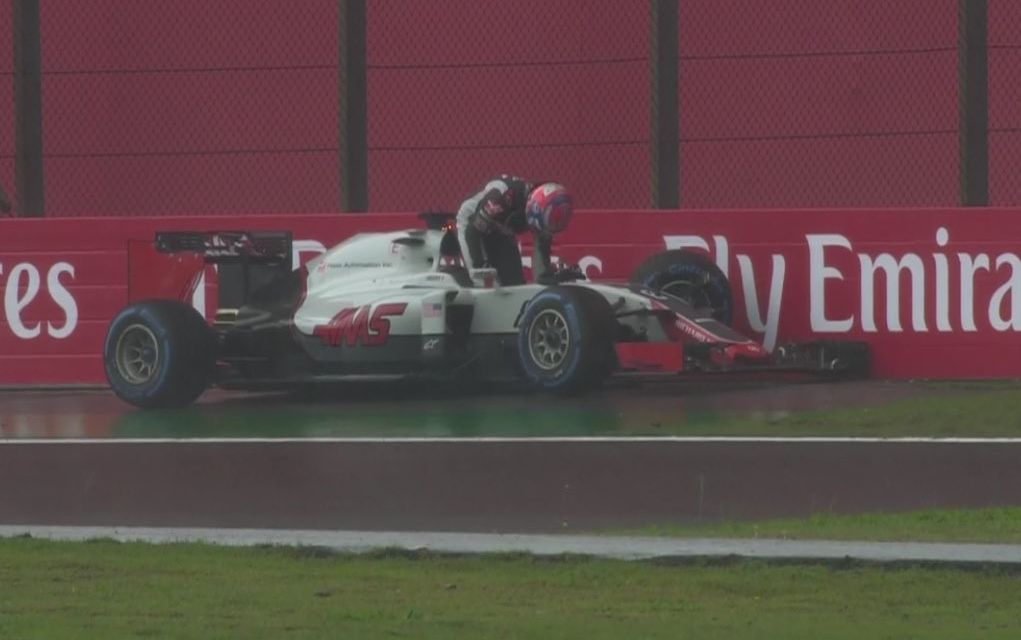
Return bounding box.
[2,381,1020,563]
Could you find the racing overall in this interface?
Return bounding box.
[456,175,553,286]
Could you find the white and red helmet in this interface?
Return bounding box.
[526,183,573,235]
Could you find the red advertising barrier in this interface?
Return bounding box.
[2,208,1020,384]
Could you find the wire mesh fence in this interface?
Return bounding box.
[0,0,1016,216]
[1,1,14,215]
[365,1,651,213]
[989,0,1021,205]
[679,0,959,208]
[19,0,340,216]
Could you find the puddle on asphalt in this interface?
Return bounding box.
[0,380,954,439]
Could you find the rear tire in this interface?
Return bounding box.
[104,300,215,409]
[516,286,616,394]
[630,250,733,324]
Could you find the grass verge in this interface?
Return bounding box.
[634,386,1021,437]
[614,507,1021,544]
[0,537,1019,639]
[108,384,1021,438]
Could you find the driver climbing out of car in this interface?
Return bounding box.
[456,175,574,285]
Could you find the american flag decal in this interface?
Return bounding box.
[423,302,443,318]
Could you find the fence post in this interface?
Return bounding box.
[338,0,368,212]
[12,0,45,217]
[959,0,988,206]
[650,0,680,209]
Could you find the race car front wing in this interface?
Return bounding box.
[614,340,870,378]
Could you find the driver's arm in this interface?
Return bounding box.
[463,217,489,267]
[464,186,517,269]
[532,232,554,284]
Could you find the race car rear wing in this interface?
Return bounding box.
[129,230,294,310]
[155,230,292,266]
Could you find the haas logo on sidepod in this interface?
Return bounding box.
[313,303,407,347]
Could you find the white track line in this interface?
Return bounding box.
[2,525,1020,564]
[1,436,1021,445]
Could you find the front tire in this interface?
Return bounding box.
[630,249,733,324]
[516,286,616,394]
[104,300,215,409]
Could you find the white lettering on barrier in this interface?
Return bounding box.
[934,228,951,332]
[671,228,1021,340]
[1,262,79,340]
[10,224,1021,347]
[46,262,78,339]
[805,227,1021,335]
[737,254,785,351]
[806,234,854,333]
[990,254,1021,331]
[859,252,927,333]
[4,263,42,339]
[959,252,989,332]
[578,255,603,278]
[663,235,709,253]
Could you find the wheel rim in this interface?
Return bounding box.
[660,277,709,307]
[114,324,160,384]
[528,309,570,370]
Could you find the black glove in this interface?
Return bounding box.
[554,264,586,283]
[536,271,557,286]
[536,264,585,285]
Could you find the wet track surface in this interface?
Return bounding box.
[1,382,1019,534]
[0,380,942,439]
[2,438,1020,533]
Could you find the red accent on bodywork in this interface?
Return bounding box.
[615,342,685,373]
[710,342,771,367]
[367,303,408,345]
[127,239,205,303]
[313,303,408,347]
[650,304,717,345]
[672,315,718,344]
[725,342,769,361]
[313,307,361,347]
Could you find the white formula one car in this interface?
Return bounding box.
[104,213,868,408]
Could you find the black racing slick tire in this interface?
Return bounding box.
[104,300,215,409]
[630,249,733,325]
[516,286,617,394]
